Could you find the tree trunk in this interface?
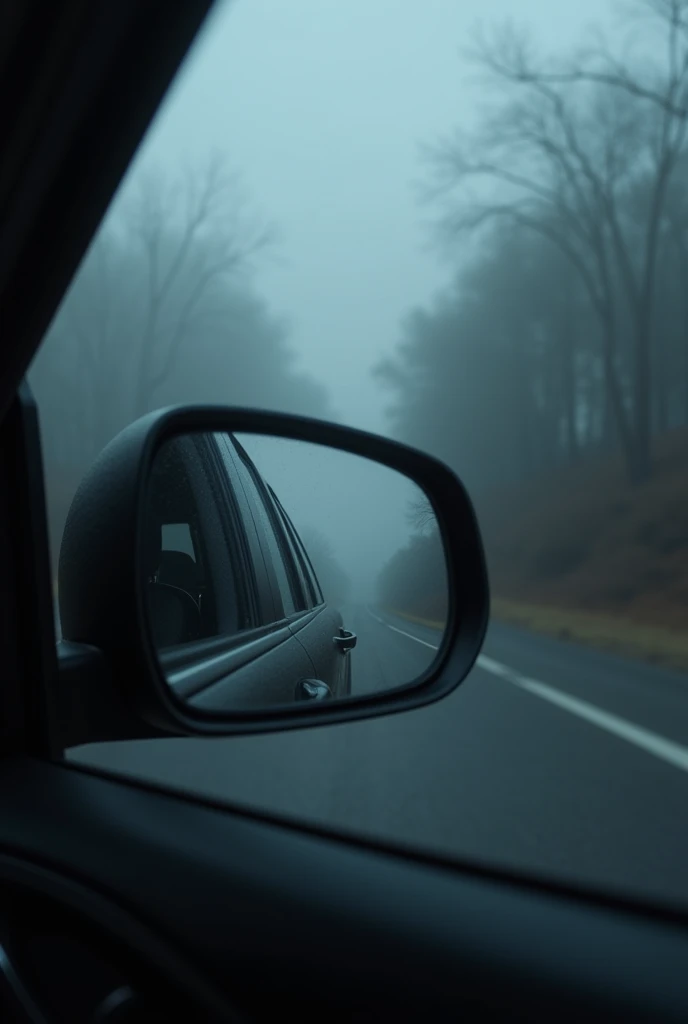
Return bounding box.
[654,324,668,436]
[668,231,688,426]
[601,384,615,450]
[561,317,578,464]
[631,310,653,483]
[683,277,688,426]
[602,323,638,478]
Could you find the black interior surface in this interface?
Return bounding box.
[1,886,223,1023]
[0,0,214,421]
[0,757,687,1023]
[158,551,201,600]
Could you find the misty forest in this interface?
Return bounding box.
[30,157,330,562]
[32,0,688,661]
[377,0,688,645]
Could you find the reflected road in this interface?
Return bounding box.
[344,605,441,696]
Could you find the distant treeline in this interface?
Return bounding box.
[30,158,330,571]
[377,529,447,625]
[377,0,688,493]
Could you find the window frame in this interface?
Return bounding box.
[268,488,322,609]
[226,435,310,621]
[272,491,325,607]
[150,432,267,655]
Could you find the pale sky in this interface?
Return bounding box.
[236,432,425,598]
[121,0,614,433]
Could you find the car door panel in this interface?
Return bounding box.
[152,434,320,708]
[152,432,352,709]
[289,604,350,698]
[170,626,317,711]
[265,493,352,697]
[211,434,352,698]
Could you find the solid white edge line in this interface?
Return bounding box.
[366,607,439,650]
[368,608,688,774]
[508,673,688,773]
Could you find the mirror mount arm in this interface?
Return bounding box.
[333,628,357,653]
[55,641,169,748]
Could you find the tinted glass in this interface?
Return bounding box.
[231,444,299,618]
[270,491,316,609]
[162,524,196,560]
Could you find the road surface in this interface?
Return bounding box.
[69,606,688,909]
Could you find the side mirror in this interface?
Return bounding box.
[57,407,489,743]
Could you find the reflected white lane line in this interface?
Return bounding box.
[369,611,688,774]
[366,608,439,651]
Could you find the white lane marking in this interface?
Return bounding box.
[506,674,688,773]
[366,608,439,650]
[368,609,688,774]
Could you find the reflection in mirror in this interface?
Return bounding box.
[143,431,449,713]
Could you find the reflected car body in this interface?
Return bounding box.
[146,431,354,708]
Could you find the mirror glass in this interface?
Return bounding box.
[143,430,449,712]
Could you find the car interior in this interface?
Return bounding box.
[1,1,688,1022]
[157,550,202,606]
[145,435,212,646]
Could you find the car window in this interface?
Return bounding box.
[148,433,244,640]
[269,492,315,608]
[227,439,302,619]
[290,521,324,607]
[162,524,196,561]
[263,488,313,610]
[270,491,322,608]
[158,521,202,602]
[31,0,688,915]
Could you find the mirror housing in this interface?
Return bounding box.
[57,407,489,743]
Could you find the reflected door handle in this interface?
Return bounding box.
[333,628,357,653]
[295,678,332,701]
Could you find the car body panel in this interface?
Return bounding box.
[289,604,351,698]
[153,429,351,707]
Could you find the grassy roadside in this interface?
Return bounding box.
[384,608,446,631]
[492,598,688,674]
[388,600,688,673]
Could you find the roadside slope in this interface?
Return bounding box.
[479,429,688,670]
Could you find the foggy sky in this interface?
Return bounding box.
[235,432,424,600]
[116,0,613,435]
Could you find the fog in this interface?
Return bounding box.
[30,0,615,498]
[235,433,424,603]
[138,0,609,435]
[31,0,687,663]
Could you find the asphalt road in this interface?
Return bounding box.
[69,606,688,909]
[343,604,440,696]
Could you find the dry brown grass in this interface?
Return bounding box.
[492,599,688,671]
[388,608,446,631]
[481,428,688,665]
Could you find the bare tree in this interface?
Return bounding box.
[660,152,688,418]
[407,495,438,533]
[130,155,274,416]
[427,1,688,481]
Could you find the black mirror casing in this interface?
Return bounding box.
[58,407,490,742]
